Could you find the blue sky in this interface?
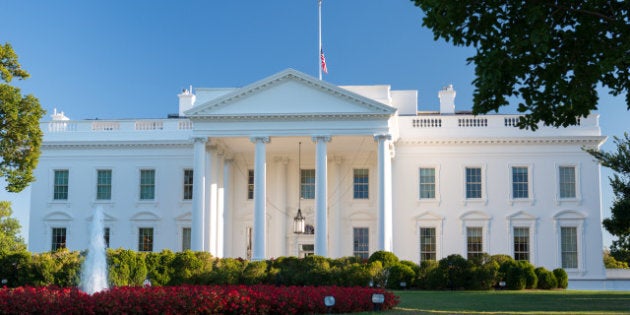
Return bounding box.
[1,1,628,247]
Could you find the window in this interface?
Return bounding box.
[512,167,529,199]
[353,227,369,259]
[96,169,112,200]
[138,228,154,252]
[300,169,315,199]
[561,227,578,268]
[466,227,483,260]
[104,227,110,248]
[513,227,529,261]
[465,167,482,199]
[183,169,193,200]
[559,166,576,198]
[53,170,69,200]
[419,168,436,199]
[51,228,67,251]
[353,169,369,199]
[139,169,155,200]
[419,227,436,262]
[182,227,191,251]
[247,170,254,200]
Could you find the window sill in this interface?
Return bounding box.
[417,198,441,206]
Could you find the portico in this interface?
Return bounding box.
[185,69,396,259]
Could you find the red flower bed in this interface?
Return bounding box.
[0,285,398,314]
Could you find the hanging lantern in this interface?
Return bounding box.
[293,208,305,234]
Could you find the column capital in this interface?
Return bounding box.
[312,135,331,143]
[250,136,270,144]
[374,134,392,142]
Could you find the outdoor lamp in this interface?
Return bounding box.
[293,209,305,234]
[371,293,385,311]
[400,281,407,289]
[324,295,335,313]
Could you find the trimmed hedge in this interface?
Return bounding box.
[0,249,569,290]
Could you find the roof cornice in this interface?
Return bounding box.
[189,112,393,121]
[397,136,606,146]
[42,140,192,150]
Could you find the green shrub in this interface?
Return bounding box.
[387,262,416,289]
[416,260,440,289]
[0,250,30,287]
[506,263,526,290]
[553,268,568,289]
[107,249,147,286]
[208,258,245,284]
[535,267,558,289]
[368,251,399,268]
[519,261,537,289]
[438,255,469,290]
[302,255,332,285]
[241,260,268,285]
[168,250,212,285]
[469,260,498,290]
[145,250,175,286]
[52,250,82,287]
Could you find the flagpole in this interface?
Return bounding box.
[318,0,322,80]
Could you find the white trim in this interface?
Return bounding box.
[506,211,538,265]
[459,210,491,257]
[553,210,586,274]
[507,163,534,206]
[462,165,487,206]
[417,165,441,205]
[554,163,582,206]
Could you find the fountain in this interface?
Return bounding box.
[80,206,109,294]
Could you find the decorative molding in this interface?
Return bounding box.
[188,113,393,122]
[397,136,606,146]
[43,141,192,150]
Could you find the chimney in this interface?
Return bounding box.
[438,84,456,114]
[178,86,196,116]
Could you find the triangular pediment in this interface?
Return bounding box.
[185,69,396,118]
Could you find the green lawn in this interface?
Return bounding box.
[355,290,630,315]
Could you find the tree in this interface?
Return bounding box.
[0,201,26,253]
[0,42,44,192]
[588,133,630,262]
[410,1,630,130]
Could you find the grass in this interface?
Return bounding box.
[353,290,630,315]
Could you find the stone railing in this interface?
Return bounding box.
[45,119,193,133]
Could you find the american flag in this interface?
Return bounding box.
[320,49,328,74]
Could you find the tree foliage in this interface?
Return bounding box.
[588,133,630,262]
[411,1,630,129]
[0,42,44,192]
[0,201,26,253]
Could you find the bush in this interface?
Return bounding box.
[208,258,245,284]
[535,267,558,289]
[439,255,469,290]
[169,251,212,285]
[145,250,175,286]
[469,260,498,290]
[553,268,568,289]
[386,262,415,289]
[416,260,440,289]
[241,260,268,285]
[107,249,147,286]
[368,251,399,268]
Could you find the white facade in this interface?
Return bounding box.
[29,69,606,279]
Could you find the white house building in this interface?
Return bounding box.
[29,69,607,280]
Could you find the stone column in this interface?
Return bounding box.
[222,158,232,257]
[251,136,270,260]
[313,135,331,256]
[191,137,207,251]
[216,151,225,258]
[375,134,393,252]
[332,156,343,258]
[274,156,289,257]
